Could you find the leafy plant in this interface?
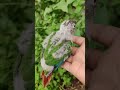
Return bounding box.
[0,0,33,89]
[94,0,120,27]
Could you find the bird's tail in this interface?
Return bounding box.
[41,71,52,87]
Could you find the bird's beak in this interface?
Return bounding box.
[41,71,52,87]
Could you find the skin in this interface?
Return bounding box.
[62,23,120,90]
[86,23,120,90]
[62,36,85,85]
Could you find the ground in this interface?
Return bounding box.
[65,79,85,90]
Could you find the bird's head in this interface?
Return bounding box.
[60,20,76,34]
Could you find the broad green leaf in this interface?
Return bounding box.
[44,7,52,17]
[74,29,81,36]
[67,0,75,5]
[75,6,82,13]
[54,0,68,12]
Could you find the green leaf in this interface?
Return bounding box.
[74,29,81,36]
[67,0,75,5]
[44,7,52,17]
[55,0,68,12]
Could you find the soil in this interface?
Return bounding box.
[65,78,85,90]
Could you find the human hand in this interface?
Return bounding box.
[62,36,85,85]
[87,23,120,90]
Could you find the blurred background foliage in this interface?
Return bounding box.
[0,0,34,90]
[87,0,120,50]
[94,0,120,27]
[35,0,85,90]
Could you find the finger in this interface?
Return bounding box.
[88,23,120,46]
[66,56,73,63]
[75,50,85,63]
[61,61,71,72]
[71,47,78,55]
[78,40,85,54]
[75,42,85,63]
[86,48,102,70]
[72,36,85,46]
